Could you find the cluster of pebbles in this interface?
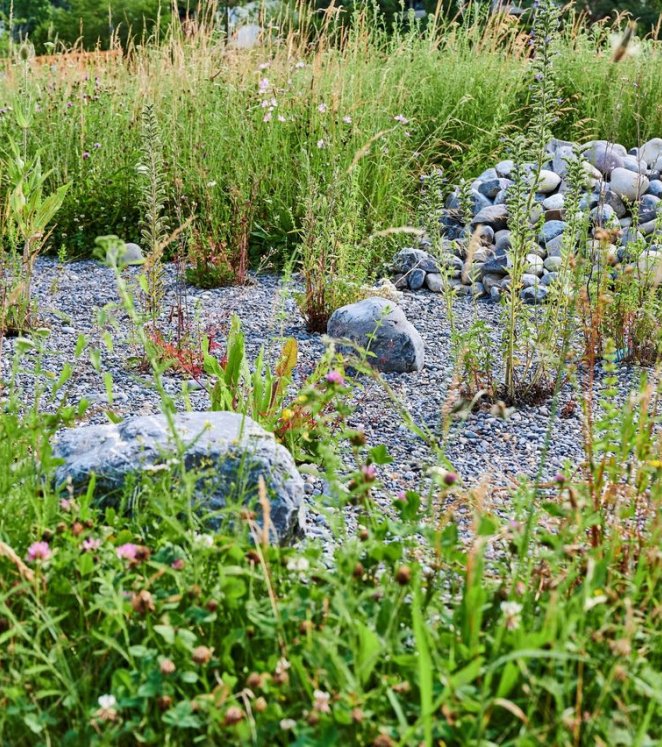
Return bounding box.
[393,138,662,304]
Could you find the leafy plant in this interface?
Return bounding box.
[1,140,68,334]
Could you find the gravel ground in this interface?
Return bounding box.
[1,258,648,541]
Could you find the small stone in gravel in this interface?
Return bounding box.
[584,141,625,175]
[536,170,561,193]
[543,256,562,272]
[610,168,649,201]
[122,243,143,264]
[408,268,426,290]
[646,179,662,198]
[425,273,443,292]
[538,220,566,245]
[472,204,509,231]
[520,286,548,305]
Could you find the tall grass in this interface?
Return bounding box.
[1,3,661,267]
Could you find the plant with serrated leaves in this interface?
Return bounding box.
[500,0,563,403]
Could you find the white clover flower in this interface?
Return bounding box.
[393,114,409,124]
[98,694,117,710]
[316,139,326,149]
[286,556,309,572]
[317,103,327,113]
[263,111,272,122]
[277,115,287,123]
[313,689,331,714]
[193,532,214,548]
[500,601,523,630]
[342,115,352,124]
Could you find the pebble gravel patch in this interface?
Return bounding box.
[2,258,648,540]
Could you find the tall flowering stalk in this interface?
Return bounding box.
[501,0,562,402]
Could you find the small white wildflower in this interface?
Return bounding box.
[280,718,297,730]
[263,111,273,122]
[286,556,309,572]
[277,114,287,123]
[98,694,117,710]
[313,689,331,714]
[342,115,352,124]
[316,139,326,149]
[404,130,411,138]
[393,114,409,124]
[193,533,214,548]
[260,99,271,108]
[500,601,523,630]
[275,657,291,674]
[317,103,327,113]
[206,180,217,188]
[258,62,270,70]
[258,77,270,92]
[294,60,306,69]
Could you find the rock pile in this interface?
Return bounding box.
[393,138,662,304]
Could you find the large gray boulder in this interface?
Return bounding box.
[53,412,305,544]
[327,297,424,373]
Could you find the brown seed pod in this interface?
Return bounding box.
[246,672,263,689]
[131,590,155,615]
[395,565,411,585]
[224,706,244,726]
[192,646,213,665]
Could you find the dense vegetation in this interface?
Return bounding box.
[1,5,662,272]
[0,2,661,745]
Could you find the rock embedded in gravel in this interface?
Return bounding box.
[408,268,426,290]
[520,285,548,304]
[472,204,509,231]
[425,273,443,292]
[585,141,625,175]
[544,255,562,272]
[392,247,439,274]
[610,168,649,201]
[640,138,662,168]
[122,243,143,264]
[538,220,566,245]
[53,412,306,544]
[638,194,660,223]
[536,169,562,193]
[327,297,425,373]
[646,179,662,197]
